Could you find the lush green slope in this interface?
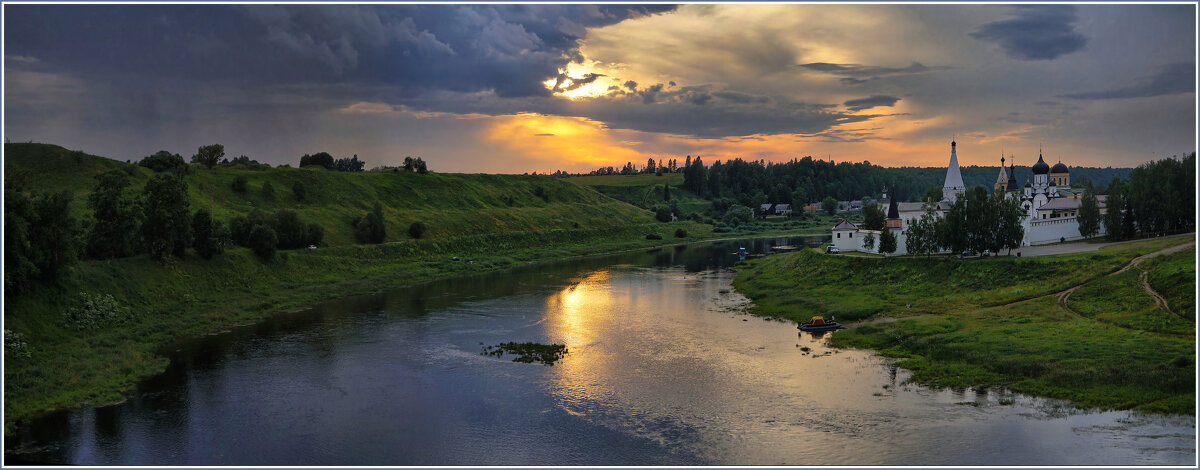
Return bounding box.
[5,143,655,245]
[567,173,711,216]
[732,237,1195,414]
[1144,248,1196,319]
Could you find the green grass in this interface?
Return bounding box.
[567,173,710,216]
[1068,269,1193,335]
[829,296,1194,414]
[1144,248,1196,319]
[734,236,1196,414]
[6,143,656,246]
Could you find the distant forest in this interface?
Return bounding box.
[562,156,1139,205]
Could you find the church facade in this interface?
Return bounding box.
[832,141,1106,255]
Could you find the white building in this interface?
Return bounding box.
[832,141,1107,255]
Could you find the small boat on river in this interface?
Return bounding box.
[797,316,843,332]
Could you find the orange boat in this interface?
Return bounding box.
[797,316,843,332]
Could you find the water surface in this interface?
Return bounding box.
[7,236,1195,465]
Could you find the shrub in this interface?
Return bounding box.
[654,205,672,222]
[231,176,248,193]
[292,181,307,202]
[272,210,309,249]
[248,224,277,261]
[409,221,427,239]
[354,204,387,244]
[306,223,324,247]
[191,208,227,259]
[138,151,188,173]
[229,211,270,247]
[63,292,131,330]
[5,329,30,358]
[261,181,275,201]
[675,228,688,238]
[646,233,663,240]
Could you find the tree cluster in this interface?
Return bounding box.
[5,179,80,293]
[230,209,323,260]
[354,203,388,244]
[138,151,190,174]
[1102,153,1195,241]
[402,156,429,174]
[902,186,1025,257]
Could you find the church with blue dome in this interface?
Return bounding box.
[832,141,1107,255]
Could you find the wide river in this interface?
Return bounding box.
[6,236,1196,465]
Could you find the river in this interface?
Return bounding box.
[6,236,1195,465]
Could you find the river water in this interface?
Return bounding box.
[6,236,1196,465]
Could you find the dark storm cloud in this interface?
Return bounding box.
[552,73,605,92]
[3,4,676,99]
[843,95,901,112]
[1060,62,1195,100]
[397,85,877,139]
[798,61,950,85]
[969,5,1088,60]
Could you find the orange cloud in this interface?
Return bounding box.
[480,113,646,168]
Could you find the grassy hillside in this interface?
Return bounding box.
[567,173,711,216]
[732,237,1195,414]
[5,143,655,245]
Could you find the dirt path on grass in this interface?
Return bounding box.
[1057,241,1193,319]
[1139,270,1179,319]
[844,240,1194,330]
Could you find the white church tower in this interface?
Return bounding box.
[942,140,966,203]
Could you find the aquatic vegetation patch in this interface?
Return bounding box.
[481,342,569,365]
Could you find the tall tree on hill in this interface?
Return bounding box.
[663,183,670,201]
[1122,199,1136,239]
[1103,189,1126,241]
[86,170,140,259]
[191,144,224,169]
[861,201,886,230]
[191,208,227,259]
[937,196,970,256]
[140,174,192,259]
[300,152,335,169]
[994,192,1026,255]
[878,228,897,256]
[903,203,940,258]
[5,181,81,292]
[1077,186,1101,239]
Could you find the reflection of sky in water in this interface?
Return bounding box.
[7,238,1195,465]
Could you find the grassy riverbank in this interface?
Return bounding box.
[4,221,728,430]
[5,143,655,246]
[732,237,1196,414]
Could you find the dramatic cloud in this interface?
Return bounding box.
[799,61,950,85]
[3,4,676,98]
[969,5,1088,60]
[843,95,901,112]
[3,4,1194,171]
[1060,62,1195,100]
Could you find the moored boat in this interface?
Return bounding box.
[797,316,843,332]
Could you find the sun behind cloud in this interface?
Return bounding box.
[481,113,646,169]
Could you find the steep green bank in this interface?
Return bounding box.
[5,143,654,246]
[4,221,720,430]
[567,173,711,216]
[732,237,1196,414]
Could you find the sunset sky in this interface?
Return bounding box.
[4,4,1196,173]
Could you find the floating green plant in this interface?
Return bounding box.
[481,342,569,366]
